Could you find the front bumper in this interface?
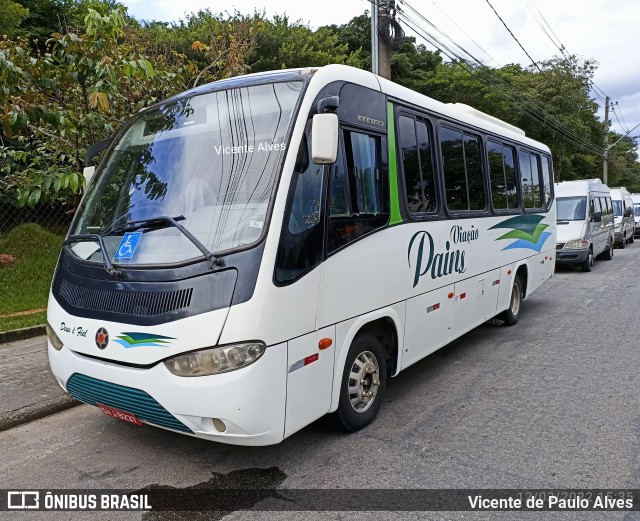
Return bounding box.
[615,231,625,243]
[48,340,287,446]
[555,247,589,265]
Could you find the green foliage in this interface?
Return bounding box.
[0,223,63,316]
[248,15,359,72]
[0,0,28,38]
[0,6,636,213]
[0,6,191,208]
[15,0,118,48]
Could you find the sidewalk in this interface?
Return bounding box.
[0,335,80,431]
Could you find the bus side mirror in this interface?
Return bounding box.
[592,211,602,222]
[311,113,338,164]
[83,166,96,186]
[625,208,633,217]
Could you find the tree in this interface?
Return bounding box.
[0,0,28,37]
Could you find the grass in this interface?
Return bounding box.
[0,224,63,332]
[0,311,48,333]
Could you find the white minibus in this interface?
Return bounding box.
[46,65,556,445]
[610,187,635,247]
[631,193,640,237]
[554,179,614,271]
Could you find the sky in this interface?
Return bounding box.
[120,0,640,156]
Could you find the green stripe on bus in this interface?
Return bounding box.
[387,102,403,225]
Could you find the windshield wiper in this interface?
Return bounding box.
[64,234,123,278]
[105,215,219,265]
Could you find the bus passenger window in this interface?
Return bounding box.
[487,141,519,210]
[399,115,436,215]
[465,135,485,210]
[520,150,543,210]
[541,155,553,209]
[440,126,485,212]
[327,131,388,253]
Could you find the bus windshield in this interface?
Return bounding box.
[556,196,586,221]
[634,204,640,217]
[71,80,303,265]
[612,200,622,217]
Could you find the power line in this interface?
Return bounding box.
[483,0,544,74]
[363,0,604,156]
[395,3,603,155]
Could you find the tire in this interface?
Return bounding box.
[499,275,523,326]
[601,239,614,260]
[580,248,594,272]
[619,236,626,249]
[629,233,635,244]
[333,333,387,432]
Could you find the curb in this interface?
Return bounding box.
[0,325,46,344]
[0,395,82,433]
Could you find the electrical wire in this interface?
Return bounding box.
[483,0,544,74]
[398,1,603,154]
[395,5,603,155]
[361,0,604,156]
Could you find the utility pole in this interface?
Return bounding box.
[377,1,392,80]
[370,1,378,75]
[603,96,610,184]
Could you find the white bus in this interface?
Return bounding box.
[46,64,556,445]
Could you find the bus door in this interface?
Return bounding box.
[275,120,337,437]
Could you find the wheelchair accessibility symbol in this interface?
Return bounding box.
[114,232,142,260]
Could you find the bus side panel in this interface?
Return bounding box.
[402,284,454,370]
[284,325,336,438]
[451,268,501,338]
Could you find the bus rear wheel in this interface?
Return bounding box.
[500,275,523,326]
[333,333,387,432]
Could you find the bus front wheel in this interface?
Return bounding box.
[500,275,523,326]
[333,333,387,432]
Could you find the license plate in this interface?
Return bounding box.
[96,403,142,426]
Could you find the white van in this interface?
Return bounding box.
[555,179,614,271]
[610,187,635,247]
[631,193,640,237]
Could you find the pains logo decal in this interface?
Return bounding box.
[113,332,174,349]
[490,214,552,252]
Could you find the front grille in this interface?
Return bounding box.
[59,279,193,317]
[556,243,565,250]
[66,373,192,433]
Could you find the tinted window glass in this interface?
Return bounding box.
[440,127,485,212]
[520,150,543,209]
[440,127,467,211]
[399,116,436,214]
[487,141,518,210]
[541,156,553,209]
[275,123,326,283]
[465,135,485,210]
[327,131,387,253]
[347,132,382,214]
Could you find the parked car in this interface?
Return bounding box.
[609,187,635,248]
[631,193,640,237]
[555,179,614,272]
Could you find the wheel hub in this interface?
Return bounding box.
[348,352,380,413]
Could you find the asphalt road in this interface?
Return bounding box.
[2,243,640,520]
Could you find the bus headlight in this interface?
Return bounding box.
[564,239,588,249]
[163,342,266,377]
[45,322,64,351]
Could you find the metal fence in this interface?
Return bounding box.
[0,198,73,331]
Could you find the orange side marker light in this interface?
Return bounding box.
[319,338,333,350]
